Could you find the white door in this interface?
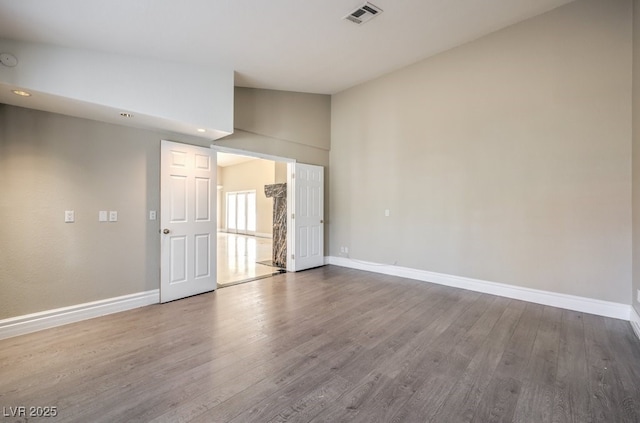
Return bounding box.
[289,163,324,271]
[160,140,217,303]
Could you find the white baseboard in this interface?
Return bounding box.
[327,256,631,321]
[0,290,159,340]
[631,307,640,341]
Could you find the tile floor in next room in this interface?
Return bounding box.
[217,232,282,286]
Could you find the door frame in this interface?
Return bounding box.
[210,145,298,272]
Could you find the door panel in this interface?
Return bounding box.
[194,234,210,278]
[291,163,324,271]
[161,140,217,303]
[170,236,187,283]
[195,177,210,221]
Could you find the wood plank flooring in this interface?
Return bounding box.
[1,265,639,422]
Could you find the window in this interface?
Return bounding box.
[226,191,256,235]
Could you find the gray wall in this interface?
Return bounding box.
[0,105,207,319]
[233,87,331,151]
[330,0,632,304]
[634,0,640,316]
[217,87,331,166]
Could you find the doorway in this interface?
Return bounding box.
[160,141,325,302]
[215,150,288,286]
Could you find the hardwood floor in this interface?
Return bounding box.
[1,266,639,422]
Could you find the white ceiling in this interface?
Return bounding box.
[217,152,257,168]
[0,0,575,95]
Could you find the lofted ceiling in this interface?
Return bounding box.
[0,0,576,95]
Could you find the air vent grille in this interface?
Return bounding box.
[344,2,383,25]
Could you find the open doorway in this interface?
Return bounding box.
[216,151,288,286]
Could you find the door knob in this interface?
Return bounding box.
[163,228,170,234]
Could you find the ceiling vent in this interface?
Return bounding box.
[344,2,383,25]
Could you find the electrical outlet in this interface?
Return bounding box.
[64,210,75,223]
[149,210,157,221]
[385,209,390,217]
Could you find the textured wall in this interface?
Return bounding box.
[330,0,632,303]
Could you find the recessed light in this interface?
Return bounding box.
[197,128,206,133]
[12,89,31,97]
[119,112,133,118]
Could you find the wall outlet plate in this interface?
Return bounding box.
[64,210,75,223]
[99,211,108,222]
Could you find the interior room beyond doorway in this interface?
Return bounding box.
[217,232,279,286]
[216,152,287,286]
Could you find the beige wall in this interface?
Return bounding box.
[220,159,275,236]
[0,105,208,319]
[331,0,632,303]
[634,0,640,315]
[275,162,287,184]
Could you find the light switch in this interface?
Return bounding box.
[384,209,390,217]
[99,211,108,222]
[64,210,75,223]
[149,210,157,221]
[109,211,118,222]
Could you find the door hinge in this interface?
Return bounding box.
[292,173,295,179]
[292,213,295,219]
[291,254,295,260]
